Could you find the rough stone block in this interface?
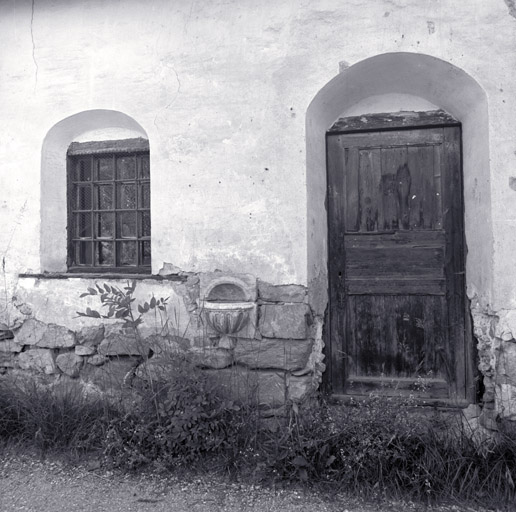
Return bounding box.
[134,357,170,382]
[18,349,57,374]
[234,338,312,370]
[0,340,23,353]
[259,304,310,339]
[496,341,516,384]
[75,345,96,356]
[0,352,16,367]
[98,332,148,356]
[144,334,189,355]
[15,319,75,349]
[134,352,208,382]
[496,384,516,420]
[203,366,285,407]
[495,310,516,341]
[190,347,233,369]
[56,353,83,378]
[76,325,105,347]
[287,374,313,402]
[257,280,307,303]
[82,358,138,391]
[86,354,108,366]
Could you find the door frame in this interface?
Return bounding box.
[324,111,476,405]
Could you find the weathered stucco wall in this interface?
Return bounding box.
[0,0,511,289]
[1,0,516,414]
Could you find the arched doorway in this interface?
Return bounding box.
[306,53,492,403]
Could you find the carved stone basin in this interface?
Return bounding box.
[203,301,254,349]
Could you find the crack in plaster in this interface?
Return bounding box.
[183,0,195,38]
[30,0,38,92]
[505,0,516,19]
[153,65,181,133]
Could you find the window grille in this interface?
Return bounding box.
[67,139,150,273]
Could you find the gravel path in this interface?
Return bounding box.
[0,454,499,512]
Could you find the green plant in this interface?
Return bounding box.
[76,281,168,332]
[103,351,242,469]
[0,375,115,452]
[252,394,516,507]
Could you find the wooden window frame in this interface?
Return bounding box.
[66,138,151,274]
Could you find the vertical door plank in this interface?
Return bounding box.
[442,126,465,399]
[381,147,407,230]
[419,146,436,229]
[345,147,359,232]
[371,149,383,231]
[433,145,443,229]
[408,146,435,229]
[407,146,422,229]
[346,296,357,381]
[422,297,436,376]
[358,150,379,232]
[327,135,347,392]
[396,161,411,230]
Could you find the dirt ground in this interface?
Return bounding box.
[0,454,502,512]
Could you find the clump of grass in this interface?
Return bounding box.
[2,355,516,508]
[255,395,516,507]
[102,352,245,470]
[0,375,114,452]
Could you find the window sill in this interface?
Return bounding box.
[18,272,187,282]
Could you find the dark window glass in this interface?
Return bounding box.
[96,157,114,181]
[95,184,114,210]
[117,156,136,180]
[74,159,91,181]
[68,146,150,272]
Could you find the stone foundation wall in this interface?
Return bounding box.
[472,301,516,429]
[0,271,323,413]
[5,273,516,425]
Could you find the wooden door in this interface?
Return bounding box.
[327,114,469,401]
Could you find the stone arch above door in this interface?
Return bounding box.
[306,52,492,318]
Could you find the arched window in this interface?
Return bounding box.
[66,138,151,272]
[41,110,150,274]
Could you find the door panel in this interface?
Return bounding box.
[327,124,467,401]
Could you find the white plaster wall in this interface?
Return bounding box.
[0,0,515,311]
[14,277,192,339]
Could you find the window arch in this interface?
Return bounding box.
[40,110,150,273]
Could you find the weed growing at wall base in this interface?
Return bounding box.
[1,277,515,508]
[0,375,115,453]
[102,351,244,469]
[1,368,516,507]
[258,396,516,506]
